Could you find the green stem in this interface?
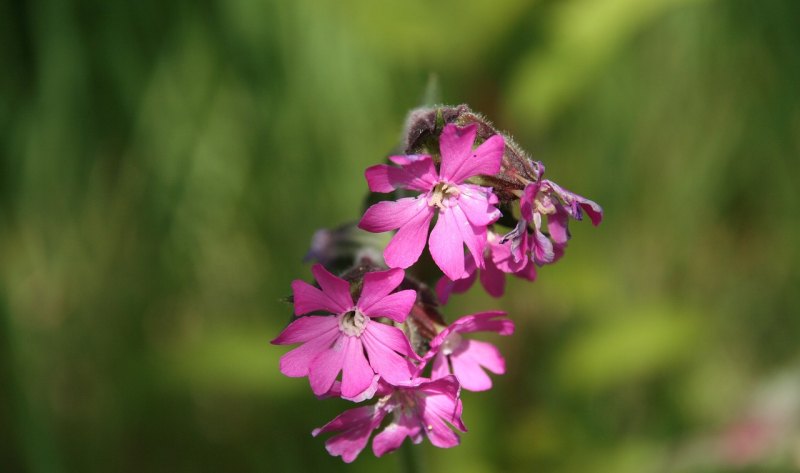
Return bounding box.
[398,441,423,473]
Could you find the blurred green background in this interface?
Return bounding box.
[2,0,799,471]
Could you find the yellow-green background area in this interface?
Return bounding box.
[1,0,799,472]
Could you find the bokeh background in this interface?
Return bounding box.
[2,0,799,471]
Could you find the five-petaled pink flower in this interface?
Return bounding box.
[424,311,514,391]
[358,124,504,281]
[312,376,466,462]
[272,264,420,400]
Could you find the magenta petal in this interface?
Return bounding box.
[357,268,405,309]
[341,338,375,400]
[278,329,339,377]
[358,196,427,233]
[532,227,555,265]
[579,198,604,226]
[479,256,505,298]
[520,182,539,222]
[357,269,415,322]
[365,164,402,193]
[438,124,483,183]
[457,184,501,226]
[452,205,488,271]
[308,336,347,396]
[447,311,514,336]
[517,260,538,281]
[373,415,421,457]
[490,237,526,274]
[421,404,461,448]
[360,290,416,323]
[361,327,416,385]
[364,157,438,193]
[424,388,466,431]
[311,264,354,312]
[547,205,571,245]
[430,351,452,380]
[450,347,494,391]
[446,134,504,184]
[364,322,419,360]
[383,201,434,269]
[464,339,505,374]
[313,405,386,463]
[291,280,345,315]
[272,315,339,345]
[429,209,466,281]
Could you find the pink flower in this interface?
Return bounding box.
[272,264,419,400]
[358,124,504,281]
[312,376,466,462]
[435,231,537,303]
[504,162,602,266]
[423,311,514,392]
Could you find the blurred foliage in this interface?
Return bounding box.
[1,0,799,472]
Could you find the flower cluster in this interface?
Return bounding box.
[272,105,602,462]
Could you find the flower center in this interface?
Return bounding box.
[338,310,368,337]
[428,182,460,210]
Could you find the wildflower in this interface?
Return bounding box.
[312,376,465,462]
[272,264,419,400]
[424,311,514,391]
[358,124,504,280]
[504,162,602,266]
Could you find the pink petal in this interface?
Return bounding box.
[278,329,340,377]
[448,311,514,336]
[430,351,452,380]
[516,260,538,281]
[360,290,416,323]
[424,389,466,431]
[357,268,415,322]
[313,405,386,463]
[361,326,416,385]
[443,133,504,184]
[364,321,419,359]
[429,209,465,281]
[357,268,405,308]
[462,339,506,374]
[291,280,346,315]
[358,196,427,233]
[311,264,354,312]
[450,347,494,391]
[579,198,604,226]
[341,337,376,400]
[532,226,555,265]
[365,157,438,193]
[438,124,478,183]
[547,205,570,245]
[479,256,505,298]
[373,414,422,457]
[308,336,348,396]
[451,205,488,271]
[383,201,435,269]
[520,182,539,222]
[420,406,460,448]
[457,184,501,226]
[271,315,339,345]
[490,238,527,274]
